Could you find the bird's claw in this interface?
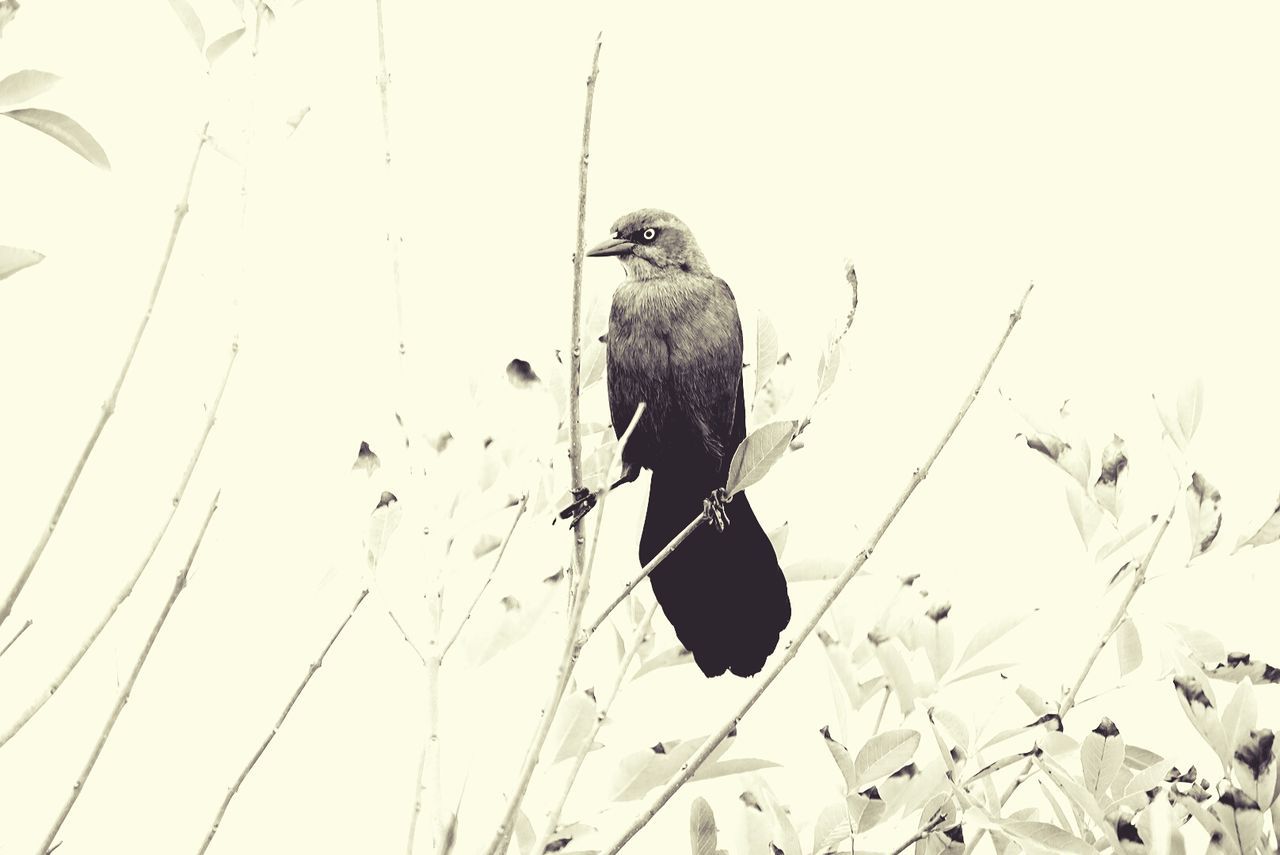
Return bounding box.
[558,487,598,526]
[704,487,730,533]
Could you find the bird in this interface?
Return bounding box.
[564,209,791,677]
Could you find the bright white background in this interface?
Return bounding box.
[1,1,1278,853]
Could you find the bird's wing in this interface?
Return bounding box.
[667,278,744,467]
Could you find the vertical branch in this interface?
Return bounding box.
[599,284,1034,854]
[0,122,211,629]
[198,588,369,854]
[0,340,238,749]
[480,401,643,855]
[39,491,221,854]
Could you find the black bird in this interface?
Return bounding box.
[572,209,791,677]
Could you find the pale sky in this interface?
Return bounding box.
[1,2,1278,853]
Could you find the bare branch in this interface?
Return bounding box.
[40,491,221,854]
[198,587,369,854]
[598,283,1035,854]
[480,400,643,855]
[0,618,32,660]
[0,121,211,629]
[439,493,529,660]
[0,340,238,749]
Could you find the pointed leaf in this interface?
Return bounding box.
[821,726,857,792]
[365,491,402,569]
[726,420,797,497]
[1092,434,1128,518]
[1236,495,1280,552]
[1096,513,1158,562]
[816,343,841,401]
[0,245,44,281]
[755,311,778,398]
[548,690,598,764]
[0,69,60,108]
[1080,717,1125,798]
[1177,378,1204,445]
[853,729,920,788]
[1222,679,1258,759]
[784,557,844,582]
[1116,618,1142,676]
[166,0,206,49]
[690,797,719,855]
[766,521,788,559]
[1001,820,1094,855]
[957,609,1034,668]
[206,26,245,64]
[1186,472,1223,559]
[4,108,110,169]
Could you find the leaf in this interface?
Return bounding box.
[873,640,917,715]
[1092,434,1128,518]
[1221,679,1258,759]
[816,343,841,401]
[351,440,380,474]
[921,609,955,680]
[1173,674,1229,766]
[853,729,920,788]
[1116,618,1142,676]
[0,69,60,108]
[548,690,598,764]
[365,491,401,569]
[1001,820,1094,855]
[1235,495,1280,553]
[766,521,788,558]
[1065,481,1102,547]
[783,557,843,583]
[1207,651,1280,685]
[1168,623,1226,666]
[166,0,206,49]
[739,777,801,855]
[1178,378,1205,445]
[0,245,44,281]
[811,802,853,855]
[1037,756,1119,851]
[1096,513,1158,562]
[957,609,1034,668]
[821,726,857,792]
[633,644,694,679]
[725,420,797,497]
[755,311,778,398]
[1021,431,1089,488]
[690,797,719,855]
[206,26,245,64]
[1080,717,1125,798]
[1186,472,1223,559]
[3,109,110,169]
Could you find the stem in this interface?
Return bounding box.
[598,284,1034,854]
[889,815,949,855]
[531,600,659,855]
[0,121,210,630]
[198,587,369,854]
[481,402,643,855]
[0,618,32,660]
[40,491,221,854]
[438,493,529,660]
[0,340,238,750]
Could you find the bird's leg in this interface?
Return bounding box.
[703,487,731,533]
[558,461,641,525]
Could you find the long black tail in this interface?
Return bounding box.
[639,468,791,677]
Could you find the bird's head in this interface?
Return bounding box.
[585,209,710,280]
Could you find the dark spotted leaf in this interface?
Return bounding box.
[365,491,401,569]
[1093,434,1128,518]
[352,440,380,474]
[1208,652,1280,685]
[726,420,797,497]
[820,726,857,792]
[1080,718,1125,798]
[0,69,60,107]
[1186,472,1223,560]
[0,245,44,281]
[4,108,109,169]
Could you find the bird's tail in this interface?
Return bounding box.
[639,468,791,677]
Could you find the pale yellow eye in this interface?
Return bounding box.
[642,227,656,241]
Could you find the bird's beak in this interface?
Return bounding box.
[585,237,634,257]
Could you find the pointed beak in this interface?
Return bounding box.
[585,237,634,257]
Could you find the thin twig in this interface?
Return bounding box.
[438,493,529,660]
[0,122,211,630]
[962,487,1179,855]
[40,491,221,854]
[598,284,1034,854]
[481,401,643,855]
[0,340,238,750]
[198,587,369,854]
[580,510,707,642]
[388,609,427,667]
[889,815,950,855]
[531,599,659,855]
[0,618,32,660]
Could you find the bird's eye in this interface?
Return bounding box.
[642,227,657,241]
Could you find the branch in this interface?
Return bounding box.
[0,340,238,750]
[598,283,1035,854]
[580,510,707,642]
[39,491,221,854]
[889,815,950,855]
[531,599,660,855]
[198,586,368,853]
[438,493,529,660]
[0,121,211,629]
[480,401,643,855]
[0,618,32,660]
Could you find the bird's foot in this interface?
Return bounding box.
[558,487,598,526]
[703,487,731,533]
